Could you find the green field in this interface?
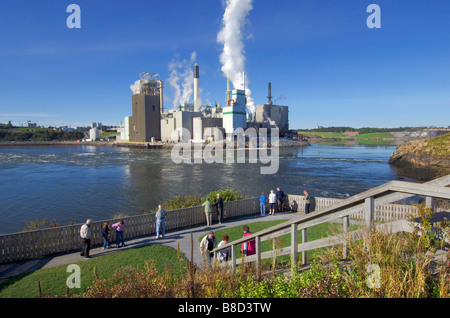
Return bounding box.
[297,131,348,139]
[298,131,394,140]
[355,132,394,139]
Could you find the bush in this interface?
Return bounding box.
[151,189,245,212]
[204,188,246,203]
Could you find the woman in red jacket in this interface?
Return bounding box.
[240,225,255,256]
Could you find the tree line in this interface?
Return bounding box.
[0,129,85,142]
[299,126,429,133]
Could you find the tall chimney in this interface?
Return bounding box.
[226,77,231,103]
[194,63,200,112]
[268,82,273,105]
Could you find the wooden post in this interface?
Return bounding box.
[291,223,298,276]
[231,244,236,273]
[425,196,435,212]
[302,228,307,265]
[343,215,349,259]
[255,235,261,270]
[365,197,375,228]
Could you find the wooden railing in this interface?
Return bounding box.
[0,197,259,264]
[1,175,448,265]
[213,175,450,274]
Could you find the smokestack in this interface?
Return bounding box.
[268,82,273,105]
[194,63,200,112]
[157,80,164,115]
[226,77,231,103]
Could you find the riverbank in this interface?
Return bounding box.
[389,133,450,181]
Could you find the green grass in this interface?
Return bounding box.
[426,132,450,157]
[0,244,186,298]
[298,131,348,139]
[201,219,359,267]
[355,132,394,139]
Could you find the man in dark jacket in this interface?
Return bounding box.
[276,187,285,212]
[214,194,224,224]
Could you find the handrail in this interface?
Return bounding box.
[213,175,450,270]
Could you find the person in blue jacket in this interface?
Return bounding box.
[259,192,267,216]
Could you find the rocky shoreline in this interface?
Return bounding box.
[389,133,450,181]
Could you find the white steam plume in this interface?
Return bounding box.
[217,0,255,115]
[168,52,200,109]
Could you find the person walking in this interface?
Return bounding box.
[214,193,224,224]
[259,192,267,216]
[202,197,213,226]
[155,204,167,238]
[80,219,92,258]
[303,190,311,214]
[276,187,285,212]
[199,231,217,266]
[112,219,126,248]
[240,225,255,257]
[268,190,277,215]
[102,222,110,250]
[217,234,231,264]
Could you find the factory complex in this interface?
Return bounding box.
[117,64,291,145]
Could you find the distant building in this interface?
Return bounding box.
[128,73,163,143]
[223,89,247,139]
[254,104,289,130]
[89,127,102,140]
[161,108,202,142]
[27,121,37,128]
[122,69,290,144]
[129,94,161,142]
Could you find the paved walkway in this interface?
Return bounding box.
[0,211,302,280]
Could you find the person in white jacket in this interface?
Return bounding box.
[216,235,231,264]
[269,190,277,215]
[80,219,92,259]
[199,231,216,266]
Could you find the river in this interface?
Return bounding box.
[0,143,411,234]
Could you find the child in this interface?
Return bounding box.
[217,235,231,263]
[102,222,110,249]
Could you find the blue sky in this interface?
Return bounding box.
[0,0,449,129]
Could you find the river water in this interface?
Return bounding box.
[0,143,410,234]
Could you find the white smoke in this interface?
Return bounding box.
[217,0,255,115]
[168,52,200,109]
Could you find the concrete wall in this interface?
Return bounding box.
[174,111,202,141]
[161,117,176,142]
[193,117,224,141]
